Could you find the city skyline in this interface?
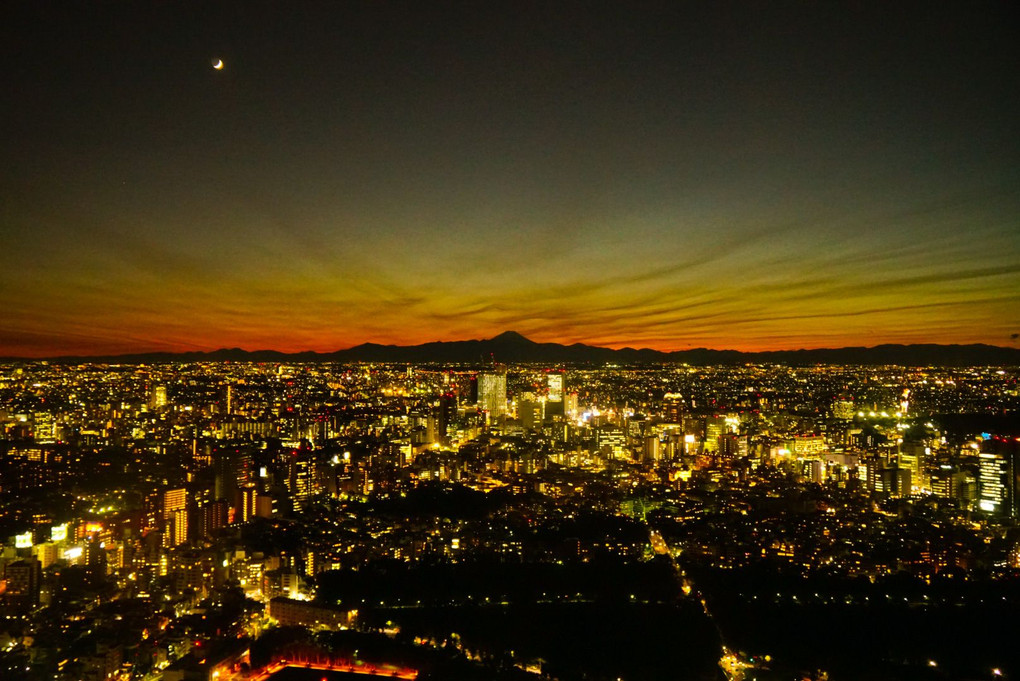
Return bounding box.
[4,328,1020,364]
[3,2,1018,357]
[3,359,1019,679]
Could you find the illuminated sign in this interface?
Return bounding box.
[50,524,68,542]
[15,532,33,548]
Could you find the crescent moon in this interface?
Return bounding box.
[212,58,224,70]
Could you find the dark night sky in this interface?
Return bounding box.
[2,1,1018,356]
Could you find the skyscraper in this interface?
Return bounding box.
[546,371,564,418]
[477,365,507,419]
[435,393,456,444]
[163,487,187,521]
[978,451,1012,516]
[149,385,168,411]
[172,508,190,546]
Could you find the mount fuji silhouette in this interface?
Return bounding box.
[8,331,1020,366]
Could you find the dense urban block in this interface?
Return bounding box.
[1,360,1019,680]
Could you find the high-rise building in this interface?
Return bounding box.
[663,396,684,423]
[546,371,564,418]
[239,484,275,521]
[898,449,924,493]
[719,433,747,460]
[149,385,168,410]
[565,392,579,420]
[978,437,1020,516]
[33,542,60,569]
[435,393,456,444]
[214,448,254,504]
[803,458,826,484]
[931,465,954,499]
[163,488,187,521]
[477,366,507,419]
[85,536,107,572]
[2,557,41,609]
[643,435,661,463]
[890,467,912,498]
[200,500,229,537]
[868,461,910,497]
[172,509,190,546]
[597,427,627,460]
[241,486,258,523]
[518,393,544,431]
[627,415,648,444]
[978,452,1011,515]
[291,454,318,511]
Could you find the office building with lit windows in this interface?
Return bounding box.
[477,366,507,418]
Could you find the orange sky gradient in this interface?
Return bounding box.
[2,4,1018,358]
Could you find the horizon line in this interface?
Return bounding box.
[2,331,1018,362]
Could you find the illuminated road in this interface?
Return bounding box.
[648,529,753,681]
[247,659,417,681]
[649,529,671,557]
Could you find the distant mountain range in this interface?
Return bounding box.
[6,331,1020,366]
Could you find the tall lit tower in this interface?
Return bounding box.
[978,445,1017,517]
[546,371,565,418]
[163,487,187,521]
[477,365,507,418]
[978,452,1008,514]
[150,385,168,410]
